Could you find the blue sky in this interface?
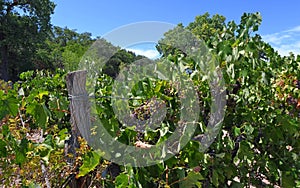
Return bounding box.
[52,0,300,57]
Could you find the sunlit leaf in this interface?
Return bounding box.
[77,150,104,178]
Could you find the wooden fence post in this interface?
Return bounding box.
[66,70,91,144]
[66,70,91,188]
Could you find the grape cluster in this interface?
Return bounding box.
[287,94,300,109]
[293,79,300,89]
[131,102,151,121]
[274,77,300,117]
[132,98,160,121]
[287,94,299,106]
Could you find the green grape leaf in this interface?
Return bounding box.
[212,170,219,187]
[234,127,241,136]
[0,140,7,157]
[282,171,296,188]
[58,128,70,141]
[37,91,49,100]
[180,171,204,187]
[27,102,51,129]
[6,97,19,116]
[0,96,19,118]
[15,149,26,165]
[77,150,103,178]
[230,181,244,188]
[115,173,129,188]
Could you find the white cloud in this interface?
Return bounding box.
[275,41,300,56]
[262,34,291,45]
[286,25,300,32]
[126,48,161,59]
[262,25,300,56]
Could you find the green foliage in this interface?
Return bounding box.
[102,49,143,78]
[0,11,299,188]
[49,26,95,71]
[0,69,73,187]
[0,0,56,81]
[155,12,300,187]
[92,12,299,187]
[77,150,104,178]
[0,81,18,118]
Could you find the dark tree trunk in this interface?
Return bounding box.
[0,44,9,81]
[0,30,9,81]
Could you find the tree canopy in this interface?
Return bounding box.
[0,0,56,81]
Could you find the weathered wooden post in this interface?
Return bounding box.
[66,70,91,188]
[66,70,91,144]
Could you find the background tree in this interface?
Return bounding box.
[0,0,55,81]
[102,49,144,78]
[48,26,95,71]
